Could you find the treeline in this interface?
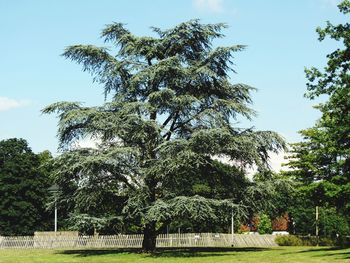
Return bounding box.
[0,138,348,238]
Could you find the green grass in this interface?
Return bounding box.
[0,247,349,263]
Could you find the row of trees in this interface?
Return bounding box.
[1,137,347,238]
[0,138,289,237]
[1,0,349,252]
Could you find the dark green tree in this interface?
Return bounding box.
[0,138,52,235]
[253,172,295,220]
[285,0,350,218]
[44,20,285,251]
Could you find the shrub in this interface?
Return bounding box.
[299,236,335,246]
[319,237,335,246]
[336,236,350,248]
[276,235,339,246]
[275,235,303,246]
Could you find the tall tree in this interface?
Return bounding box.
[45,20,284,251]
[286,1,350,218]
[0,139,52,235]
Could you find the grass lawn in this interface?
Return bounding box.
[0,247,349,263]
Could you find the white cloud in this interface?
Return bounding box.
[268,151,289,173]
[320,0,341,7]
[0,97,29,112]
[193,0,224,13]
[214,150,289,179]
[73,137,100,149]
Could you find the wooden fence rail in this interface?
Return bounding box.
[0,233,277,249]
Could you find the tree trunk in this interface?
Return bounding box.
[142,222,157,252]
[142,145,157,252]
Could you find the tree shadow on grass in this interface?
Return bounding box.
[149,247,272,258]
[282,247,350,260]
[294,247,349,253]
[58,247,272,258]
[58,248,140,257]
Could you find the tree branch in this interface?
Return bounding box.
[161,111,177,130]
[170,106,210,133]
[164,112,179,141]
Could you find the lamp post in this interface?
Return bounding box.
[231,208,235,246]
[48,184,59,232]
[316,206,319,246]
[231,209,234,244]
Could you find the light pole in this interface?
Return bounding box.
[48,184,59,233]
[54,197,57,232]
[231,209,234,245]
[316,206,319,246]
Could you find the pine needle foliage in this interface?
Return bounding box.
[44,20,285,251]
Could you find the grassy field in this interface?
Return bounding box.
[0,247,349,263]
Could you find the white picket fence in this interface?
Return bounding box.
[0,233,277,249]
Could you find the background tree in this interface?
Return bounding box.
[45,20,285,251]
[0,138,52,235]
[253,172,295,219]
[257,214,273,234]
[285,0,350,235]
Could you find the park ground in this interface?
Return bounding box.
[0,247,349,263]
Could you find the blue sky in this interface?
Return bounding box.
[0,0,346,155]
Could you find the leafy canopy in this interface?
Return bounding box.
[0,138,52,235]
[285,0,350,218]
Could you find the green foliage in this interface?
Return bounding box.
[275,235,303,246]
[257,214,272,234]
[254,172,296,219]
[66,213,123,235]
[286,189,350,237]
[336,236,350,248]
[317,237,336,246]
[276,235,337,246]
[319,208,350,237]
[0,138,52,235]
[305,0,350,99]
[45,20,285,250]
[285,1,350,229]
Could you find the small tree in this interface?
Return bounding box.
[257,214,273,234]
[45,20,284,251]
